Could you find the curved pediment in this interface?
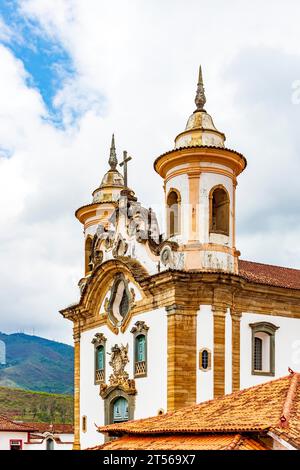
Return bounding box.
[60,259,149,330]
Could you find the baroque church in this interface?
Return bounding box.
[60,67,300,450]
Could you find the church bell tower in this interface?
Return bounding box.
[155,67,246,273]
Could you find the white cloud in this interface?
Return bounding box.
[0,0,300,342]
[0,16,12,42]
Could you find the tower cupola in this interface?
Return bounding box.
[174,66,225,149]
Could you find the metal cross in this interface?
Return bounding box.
[119,150,132,187]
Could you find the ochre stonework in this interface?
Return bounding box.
[212,307,226,397]
[231,310,242,392]
[167,305,197,411]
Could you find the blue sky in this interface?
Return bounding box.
[1,0,74,125]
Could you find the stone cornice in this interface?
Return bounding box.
[60,262,300,328]
[154,146,247,179]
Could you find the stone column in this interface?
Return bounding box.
[166,304,197,411]
[231,308,242,392]
[73,326,81,450]
[212,305,227,398]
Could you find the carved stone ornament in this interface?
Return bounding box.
[130,321,149,335]
[112,234,128,258]
[107,273,133,327]
[91,332,107,346]
[100,343,136,398]
[160,246,174,268]
[109,343,129,381]
[78,277,88,295]
[125,199,160,244]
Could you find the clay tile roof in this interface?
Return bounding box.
[89,434,268,451]
[0,415,37,432]
[99,373,300,449]
[24,422,74,434]
[239,259,300,290]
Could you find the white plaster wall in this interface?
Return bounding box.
[199,162,234,172]
[25,437,73,451]
[165,164,188,177]
[79,308,167,449]
[165,173,189,243]
[0,431,73,451]
[200,250,235,272]
[85,224,98,237]
[0,431,28,450]
[225,309,232,395]
[130,241,159,275]
[197,305,214,403]
[240,313,300,389]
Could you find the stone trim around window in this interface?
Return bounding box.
[130,321,149,378]
[103,387,136,442]
[249,322,279,377]
[92,332,107,385]
[199,348,212,372]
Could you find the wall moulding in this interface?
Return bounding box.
[62,268,300,334]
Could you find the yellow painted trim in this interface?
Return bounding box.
[155,147,246,179]
[165,166,234,185]
[188,172,200,241]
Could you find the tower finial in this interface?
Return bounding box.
[108,133,118,170]
[195,65,206,111]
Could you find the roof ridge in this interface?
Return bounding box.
[278,371,300,428]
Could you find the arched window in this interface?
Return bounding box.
[250,322,279,376]
[46,438,54,450]
[131,321,149,378]
[167,189,181,237]
[92,333,106,384]
[85,237,93,274]
[209,186,230,236]
[103,389,135,426]
[199,348,212,371]
[113,397,129,423]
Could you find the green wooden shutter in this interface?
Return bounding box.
[97,346,104,370]
[136,335,145,362]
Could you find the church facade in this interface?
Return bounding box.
[60,68,300,450]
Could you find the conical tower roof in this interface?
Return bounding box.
[175,66,226,149]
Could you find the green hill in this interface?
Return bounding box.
[0,386,73,423]
[0,332,73,394]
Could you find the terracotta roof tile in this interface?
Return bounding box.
[99,373,300,449]
[239,259,300,290]
[24,422,74,434]
[89,434,268,451]
[0,415,37,432]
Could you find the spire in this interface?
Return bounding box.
[108,134,118,170]
[194,65,206,111]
